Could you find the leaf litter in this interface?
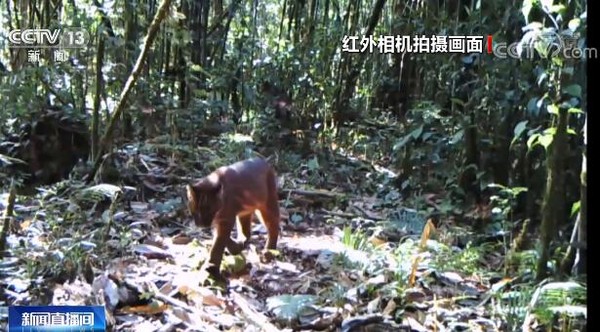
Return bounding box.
[0,144,585,331]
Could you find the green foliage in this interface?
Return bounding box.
[488,184,527,220]
[340,226,371,252]
[512,250,539,276]
[528,281,587,331]
[266,294,319,324]
[493,284,535,330]
[322,284,348,308]
[431,243,483,276]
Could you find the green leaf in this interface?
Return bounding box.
[550,4,566,14]
[422,132,433,141]
[512,187,529,196]
[190,64,211,77]
[567,128,577,135]
[450,129,464,145]
[568,107,583,114]
[540,0,553,10]
[487,183,507,190]
[527,98,540,115]
[539,93,550,106]
[450,98,466,107]
[172,11,186,20]
[523,22,544,32]
[539,133,554,149]
[222,255,246,274]
[0,154,26,165]
[527,133,540,150]
[552,56,564,67]
[520,30,539,50]
[80,184,122,202]
[400,179,410,190]
[307,157,319,171]
[564,84,582,98]
[560,97,580,109]
[568,18,581,31]
[521,1,534,22]
[266,295,318,322]
[512,120,529,147]
[537,72,548,85]
[291,213,303,223]
[393,134,412,151]
[571,201,581,217]
[410,125,424,139]
[547,104,559,115]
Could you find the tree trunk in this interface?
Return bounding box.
[92,34,105,160]
[86,0,173,182]
[333,0,386,125]
[536,106,568,281]
[574,115,586,275]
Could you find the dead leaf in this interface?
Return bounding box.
[130,202,149,212]
[182,286,225,308]
[172,234,192,245]
[142,179,164,192]
[382,299,397,316]
[367,296,381,313]
[133,244,173,260]
[403,316,428,332]
[120,302,169,315]
[369,235,387,247]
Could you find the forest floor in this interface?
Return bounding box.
[0,137,586,331]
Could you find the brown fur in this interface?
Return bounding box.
[186,158,280,279]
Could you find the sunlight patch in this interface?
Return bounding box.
[227,133,254,143]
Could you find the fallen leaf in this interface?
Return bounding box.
[120,302,169,315]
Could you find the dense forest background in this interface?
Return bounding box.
[0,0,587,330]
